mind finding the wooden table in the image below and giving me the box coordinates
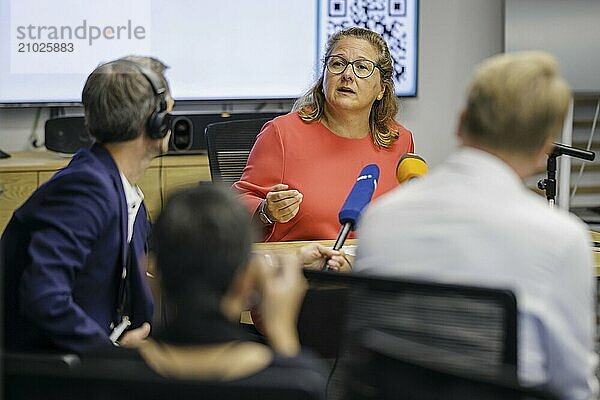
[253,239,356,255]
[253,236,600,275]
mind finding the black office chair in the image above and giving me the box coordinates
[4,350,326,400]
[205,118,272,185]
[348,329,555,400]
[297,284,349,359]
[303,270,555,400]
[3,351,81,400]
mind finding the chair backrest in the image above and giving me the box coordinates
[303,270,519,398]
[297,285,349,359]
[350,330,555,400]
[4,350,325,400]
[205,117,273,185]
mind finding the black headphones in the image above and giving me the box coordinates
[116,59,171,139]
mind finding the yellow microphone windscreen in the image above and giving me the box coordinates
[396,153,428,184]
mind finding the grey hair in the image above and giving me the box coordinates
[82,56,170,143]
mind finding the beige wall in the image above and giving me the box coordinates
[400,0,503,167]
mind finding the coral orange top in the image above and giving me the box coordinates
[233,112,414,242]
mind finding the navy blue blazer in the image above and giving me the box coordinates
[2,144,153,354]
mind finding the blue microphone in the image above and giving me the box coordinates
[323,164,380,270]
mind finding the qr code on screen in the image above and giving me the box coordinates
[321,0,417,96]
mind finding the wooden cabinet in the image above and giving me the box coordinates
[162,153,212,188]
[0,151,210,233]
[138,167,162,222]
[0,172,38,231]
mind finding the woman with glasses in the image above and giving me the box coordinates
[234,27,414,242]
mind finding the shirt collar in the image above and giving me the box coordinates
[119,171,144,205]
[445,146,526,193]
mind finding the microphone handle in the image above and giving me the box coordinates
[333,222,352,250]
[322,222,352,271]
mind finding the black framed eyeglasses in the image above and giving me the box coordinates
[325,55,380,79]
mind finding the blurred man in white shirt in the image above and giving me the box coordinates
[356,51,598,400]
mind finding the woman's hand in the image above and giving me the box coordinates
[297,243,351,272]
[264,184,303,223]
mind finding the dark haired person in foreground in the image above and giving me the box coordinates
[133,184,326,389]
[356,52,598,399]
[2,56,172,354]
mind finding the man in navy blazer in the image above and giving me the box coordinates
[2,56,173,354]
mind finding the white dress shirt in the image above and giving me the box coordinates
[119,171,144,244]
[356,147,598,400]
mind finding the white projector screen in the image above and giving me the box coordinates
[505,0,600,93]
[0,0,419,105]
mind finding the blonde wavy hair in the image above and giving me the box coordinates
[293,27,399,148]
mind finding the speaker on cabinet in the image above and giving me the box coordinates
[44,111,286,154]
[45,117,92,154]
[168,111,285,154]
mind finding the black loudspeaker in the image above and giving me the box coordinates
[168,111,285,154]
[44,111,286,154]
[45,116,92,154]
